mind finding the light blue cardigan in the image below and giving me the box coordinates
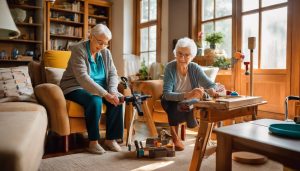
[162,60,216,101]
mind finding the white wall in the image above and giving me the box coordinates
[111,0,134,76]
[111,0,125,76]
[168,0,189,61]
[160,0,169,64]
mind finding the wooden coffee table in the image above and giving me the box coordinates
[215,119,300,171]
[189,96,266,171]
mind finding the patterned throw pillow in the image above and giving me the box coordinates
[0,66,36,103]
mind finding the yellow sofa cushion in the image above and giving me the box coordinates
[66,100,106,117]
[43,51,71,69]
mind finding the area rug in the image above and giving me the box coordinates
[39,133,283,171]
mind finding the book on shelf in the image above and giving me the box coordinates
[50,39,81,51]
[54,2,81,12]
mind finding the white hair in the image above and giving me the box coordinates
[90,24,112,40]
[173,37,197,58]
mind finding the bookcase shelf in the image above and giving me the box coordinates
[0,0,43,67]
[50,35,83,40]
[88,14,108,20]
[46,0,112,50]
[50,7,84,14]
[16,22,42,27]
[0,39,42,44]
[50,18,84,26]
[9,4,42,10]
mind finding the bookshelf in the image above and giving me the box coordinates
[46,0,112,51]
[0,0,43,66]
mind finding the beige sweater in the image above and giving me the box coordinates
[60,41,121,97]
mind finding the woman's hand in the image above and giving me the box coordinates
[104,93,120,106]
[184,87,205,99]
[206,83,226,97]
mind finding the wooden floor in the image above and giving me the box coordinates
[43,110,285,158]
[43,121,170,158]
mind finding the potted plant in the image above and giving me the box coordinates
[213,56,231,69]
[137,60,150,80]
[205,32,224,49]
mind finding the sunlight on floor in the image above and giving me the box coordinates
[130,161,174,171]
[186,129,198,135]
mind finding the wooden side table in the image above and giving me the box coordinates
[215,119,300,170]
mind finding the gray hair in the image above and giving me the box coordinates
[173,37,197,58]
[90,24,112,40]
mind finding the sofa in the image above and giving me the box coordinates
[29,50,130,152]
[0,67,48,171]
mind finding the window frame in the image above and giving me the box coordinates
[200,0,234,57]
[240,1,289,70]
[135,0,162,64]
[197,0,290,72]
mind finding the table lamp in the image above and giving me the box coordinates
[0,1,20,39]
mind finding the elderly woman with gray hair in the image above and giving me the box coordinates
[60,24,123,154]
[161,37,225,151]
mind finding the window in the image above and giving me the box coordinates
[136,0,161,67]
[242,0,287,69]
[201,0,233,57]
[200,0,288,69]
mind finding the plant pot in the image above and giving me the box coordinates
[210,44,216,49]
[204,48,216,66]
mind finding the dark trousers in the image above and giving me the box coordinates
[161,98,198,128]
[65,89,123,141]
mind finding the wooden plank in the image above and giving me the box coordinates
[142,101,158,137]
[189,121,214,171]
[215,96,264,109]
[194,96,265,110]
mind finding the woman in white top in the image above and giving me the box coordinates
[161,37,225,151]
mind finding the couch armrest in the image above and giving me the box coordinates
[28,61,44,87]
[34,83,70,136]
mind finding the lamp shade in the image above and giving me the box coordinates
[0,1,20,39]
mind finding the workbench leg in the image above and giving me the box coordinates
[189,121,214,171]
[252,106,258,120]
[126,109,136,147]
[142,101,158,137]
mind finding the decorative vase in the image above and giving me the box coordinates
[10,8,26,23]
[11,48,19,59]
[0,50,7,59]
[196,48,203,56]
[210,43,216,49]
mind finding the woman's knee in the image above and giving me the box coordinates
[89,96,103,108]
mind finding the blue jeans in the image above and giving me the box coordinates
[65,89,123,141]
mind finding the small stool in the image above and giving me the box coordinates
[232,151,268,165]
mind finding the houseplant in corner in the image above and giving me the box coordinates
[213,56,231,70]
[137,60,150,80]
[205,32,224,49]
